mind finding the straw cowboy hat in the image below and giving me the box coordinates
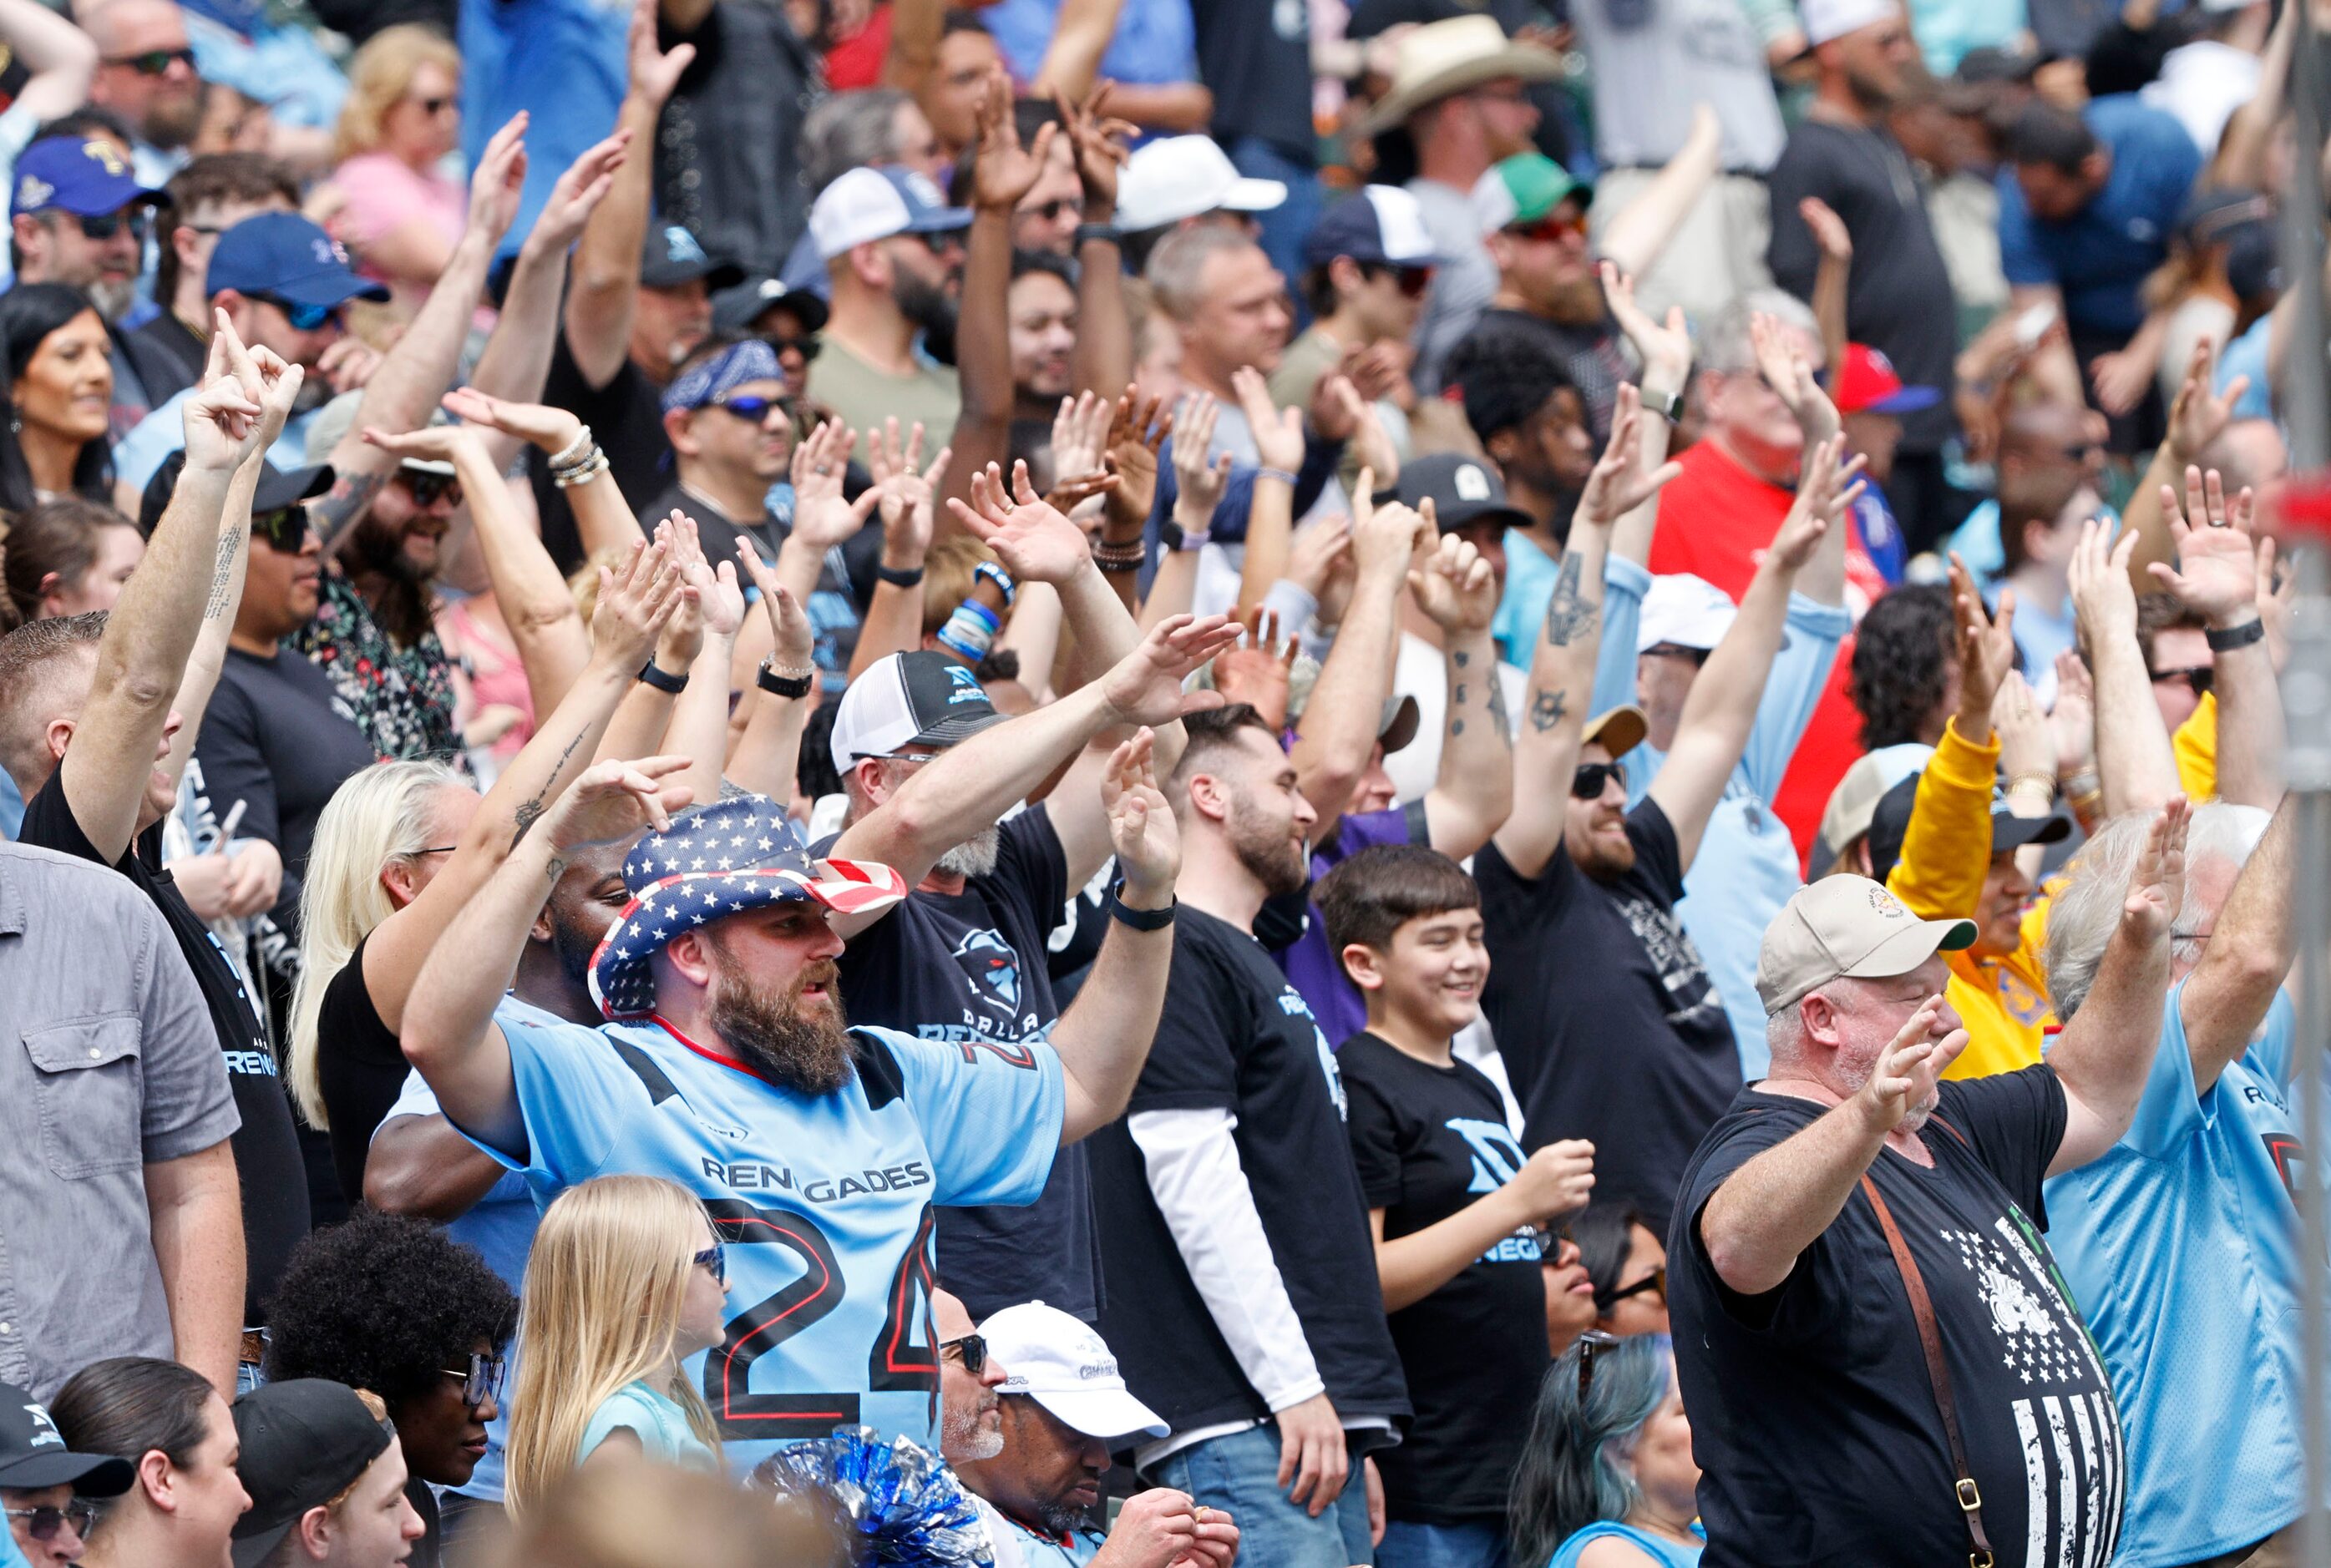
[1356,14,1564,138]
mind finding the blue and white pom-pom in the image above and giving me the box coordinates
[750,1426,996,1567]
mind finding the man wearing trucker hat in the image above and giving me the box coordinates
[1670,799,2187,1566]
[809,164,972,443]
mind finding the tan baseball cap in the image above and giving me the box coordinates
[1756,876,1976,1016]
[1582,705,1648,758]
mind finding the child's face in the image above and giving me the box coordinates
[1377,908,1490,1034]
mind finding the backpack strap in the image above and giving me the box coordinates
[1857,1171,1996,1568]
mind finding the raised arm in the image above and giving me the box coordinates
[2045,799,2187,1176]
[1411,528,1513,858]
[725,544,816,802]
[1885,555,2014,919]
[1596,268,1687,571]
[2146,466,2283,806]
[1290,476,1421,827]
[1595,104,1720,281]
[1649,436,1853,870]
[950,66,1058,502]
[2176,792,2293,1093]
[2069,520,2182,816]
[1232,366,1301,613]
[1029,0,1126,100]
[1060,85,1133,397]
[565,0,694,389]
[0,0,97,125]
[848,421,948,680]
[62,320,279,862]
[1492,397,1676,878]
[1700,997,1964,1297]
[655,518,747,809]
[2120,337,2246,591]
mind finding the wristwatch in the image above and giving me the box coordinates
[1642,388,1685,423]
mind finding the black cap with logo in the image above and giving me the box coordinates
[0,1380,131,1495]
[1396,453,1536,536]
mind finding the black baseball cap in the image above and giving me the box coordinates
[229,1381,393,1568]
[1867,771,2072,886]
[641,222,744,292]
[0,1380,131,1495]
[828,650,1007,773]
[138,452,334,537]
[1397,453,1535,536]
[712,273,830,336]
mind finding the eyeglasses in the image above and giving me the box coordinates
[2150,665,2214,697]
[1599,1266,1667,1311]
[1571,761,1626,799]
[708,393,785,423]
[6,1504,99,1543]
[105,46,195,75]
[766,335,823,364]
[910,230,966,257]
[1576,1328,1620,1403]
[1507,212,1589,245]
[397,468,464,509]
[693,1242,727,1287]
[64,208,152,244]
[440,1351,507,1408]
[940,1333,989,1375]
[251,504,312,552]
[253,295,346,333]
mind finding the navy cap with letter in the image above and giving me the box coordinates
[1396,453,1536,537]
[205,212,390,310]
[10,136,163,220]
[808,166,973,260]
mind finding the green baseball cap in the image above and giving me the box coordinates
[1470,153,1594,235]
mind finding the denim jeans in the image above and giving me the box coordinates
[1149,1424,1375,1568]
[1225,137,1322,324]
[1377,1519,1511,1568]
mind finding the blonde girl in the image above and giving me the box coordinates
[504,1176,731,1515]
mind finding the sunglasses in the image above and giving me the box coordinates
[1599,1266,1667,1311]
[693,1242,727,1287]
[106,46,194,75]
[1572,761,1626,799]
[66,208,152,243]
[397,468,464,508]
[251,503,312,552]
[940,1333,989,1375]
[708,393,786,423]
[766,335,823,364]
[1020,197,1077,225]
[6,1504,98,1543]
[1366,261,1435,298]
[1576,1328,1621,1403]
[254,295,346,333]
[440,1351,508,1408]
[2151,665,2214,697]
[1507,212,1589,245]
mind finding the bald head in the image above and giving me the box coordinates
[79,0,184,53]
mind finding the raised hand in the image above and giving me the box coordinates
[790,421,881,550]
[1170,392,1233,521]
[971,62,1057,214]
[2121,795,2189,943]
[440,386,585,455]
[2051,650,2096,776]
[670,516,744,642]
[465,112,530,248]
[1798,195,1852,261]
[1103,727,1180,903]
[525,127,631,257]
[2146,464,2260,627]
[735,537,816,669]
[1328,374,1401,488]
[362,420,488,470]
[2087,346,2151,418]
[2257,534,2293,670]
[1099,613,1244,728]
[1103,386,1172,524]
[1409,531,1497,634]
[626,0,696,107]
[2165,336,2247,464]
[1508,1139,1594,1223]
[1992,668,2052,782]
[244,341,304,453]
[2067,518,2141,650]
[1948,551,2016,718]
[1057,81,1134,214]
[589,537,685,672]
[1766,433,1850,574]
[1232,365,1305,474]
[1750,309,1840,445]
[544,754,695,852]
[1599,260,1691,391]
[867,418,950,566]
[1578,383,1685,529]
[1349,468,1426,582]
[946,461,1096,584]
[1052,391,1111,482]
[181,311,271,471]
[1210,608,1295,728]
[1286,513,1351,596]
[1852,994,1966,1137]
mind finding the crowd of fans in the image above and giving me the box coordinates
[0,0,2319,1563]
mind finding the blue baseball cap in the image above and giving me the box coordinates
[11,136,162,220]
[808,165,971,260]
[1302,185,1443,271]
[205,212,390,310]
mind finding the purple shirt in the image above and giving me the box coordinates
[1275,803,1426,1045]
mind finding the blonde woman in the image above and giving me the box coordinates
[504,1176,730,1516]
[327,25,467,313]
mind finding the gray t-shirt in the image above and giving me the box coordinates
[1408,177,1498,394]
[1568,0,1785,170]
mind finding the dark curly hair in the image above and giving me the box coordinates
[1850,584,1956,751]
[263,1210,518,1413]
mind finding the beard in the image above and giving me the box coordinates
[940,1393,1003,1464]
[1033,1489,1096,1537]
[1228,801,1310,898]
[144,92,202,151]
[893,271,959,346]
[1541,271,1607,326]
[705,937,856,1096]
[86,276,137,324]
[1571,819,1637,884]
[935,824,1001,879]
[548,902,610,994]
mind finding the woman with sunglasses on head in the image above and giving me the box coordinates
[0,284,120,513]
[260,1209,519,1568]
[327,27,469,318]
[504,1176,730,1517]
[1568,1206,1670,1338]
[1508,1334,1700,1568]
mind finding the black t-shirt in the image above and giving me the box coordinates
[1341,1032,1548,1525]
[1766,120,1957,454]
[818,806,1098,1322]
[314,934,408,1207]
[1090,905,1409,1437]
[1187,0,1315,162]
[1669,1068,2122,1566]
[1473,799,1739,1230]
[17,776,309,1323]
[530,331,671,573]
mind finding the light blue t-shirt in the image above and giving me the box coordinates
[981,0,1198,88]
[465,1001,1064,1474]
[114,392,318,498]
[1493,540,1645,721]
[2042,981,2307,1566]
[1946,500,2119,589]
[1624,591,1851,1076]
[460,0,628,259]
[1493,531,1561,670]
[578,1379,721,1471]
[2217,315,2275,422]
[1548,1520,1705,1567]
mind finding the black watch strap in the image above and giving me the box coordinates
[637,660,689,694]
[876,562,925,589]
[2205,616,2266,653]
[758,662,814,699]
[1107,887,1176,931]
[1074,221,1121,248]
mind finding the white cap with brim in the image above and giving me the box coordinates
[979,1302,1169,1441]
[1636,574,1738,654]
[1800,0,1905,46]
[1756,875,1977,1016]
[1116,135,1287,234]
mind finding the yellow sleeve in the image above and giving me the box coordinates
[2173,690,2217,801]
[1885,717,2001,922]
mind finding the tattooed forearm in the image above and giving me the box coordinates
[1543,554,1599,646]
[510,729,588,845]
[202,524,245,620]
[1487,676,1512,744]
[544,856,569,882]
[1529,688,1568,733]
[309,471,389,554]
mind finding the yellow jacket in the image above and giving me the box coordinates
[2174,691,2217,801]
[1884,718,2057,1079]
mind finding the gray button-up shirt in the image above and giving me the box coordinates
[0,841,239,1398]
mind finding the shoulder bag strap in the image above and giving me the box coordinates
[1858,1172,1997,1568]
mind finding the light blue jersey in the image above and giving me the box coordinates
[467,1008,1064,1473]
[1492,543,1649,726]
[2043,981,2307,1566]
[1624,591,1850,1075]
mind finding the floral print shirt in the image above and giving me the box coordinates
[290,569,459,761]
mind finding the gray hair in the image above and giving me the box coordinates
[2043,802,2270,1019]
[1700,290,1818,374]
[1145,225,1261,322]
[801,89,913,195]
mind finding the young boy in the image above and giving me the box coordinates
[1319,844,1596,1568]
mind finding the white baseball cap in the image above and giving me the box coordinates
[829,650,1006,776]
[1116,136,1287,235]
[808,165,971,261]
[978,1302,1168,1441]
[1799,0,1906,46]
[1635,574,1738,654]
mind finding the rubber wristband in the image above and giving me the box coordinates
[2205,616,2265,653]
[972,559,1017,608]
[876,563,926,589]
[1074,222,1122,248]
[1257,467,1297,486]
[1108,888,1176,931]
[637,660,689,694]
[757,660,814,699]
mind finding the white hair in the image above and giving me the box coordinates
[2042,802,2269,1019]
[1700,291,1818,374]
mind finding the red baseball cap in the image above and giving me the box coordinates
[1835,343,1942,417]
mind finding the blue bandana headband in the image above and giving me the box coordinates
[661,337,785,416]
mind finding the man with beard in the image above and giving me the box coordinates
[8,135,168,438]
[808,164,969,446]
[80,0,203,186]
[1458,154,1627,442]
[639,336,798,572]
[935,1288,1007,1467]
[1087,703,1409,1568]
[1766,0,1964,552]
[959,1301,1239,1568]
[402,625,1218,1471]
